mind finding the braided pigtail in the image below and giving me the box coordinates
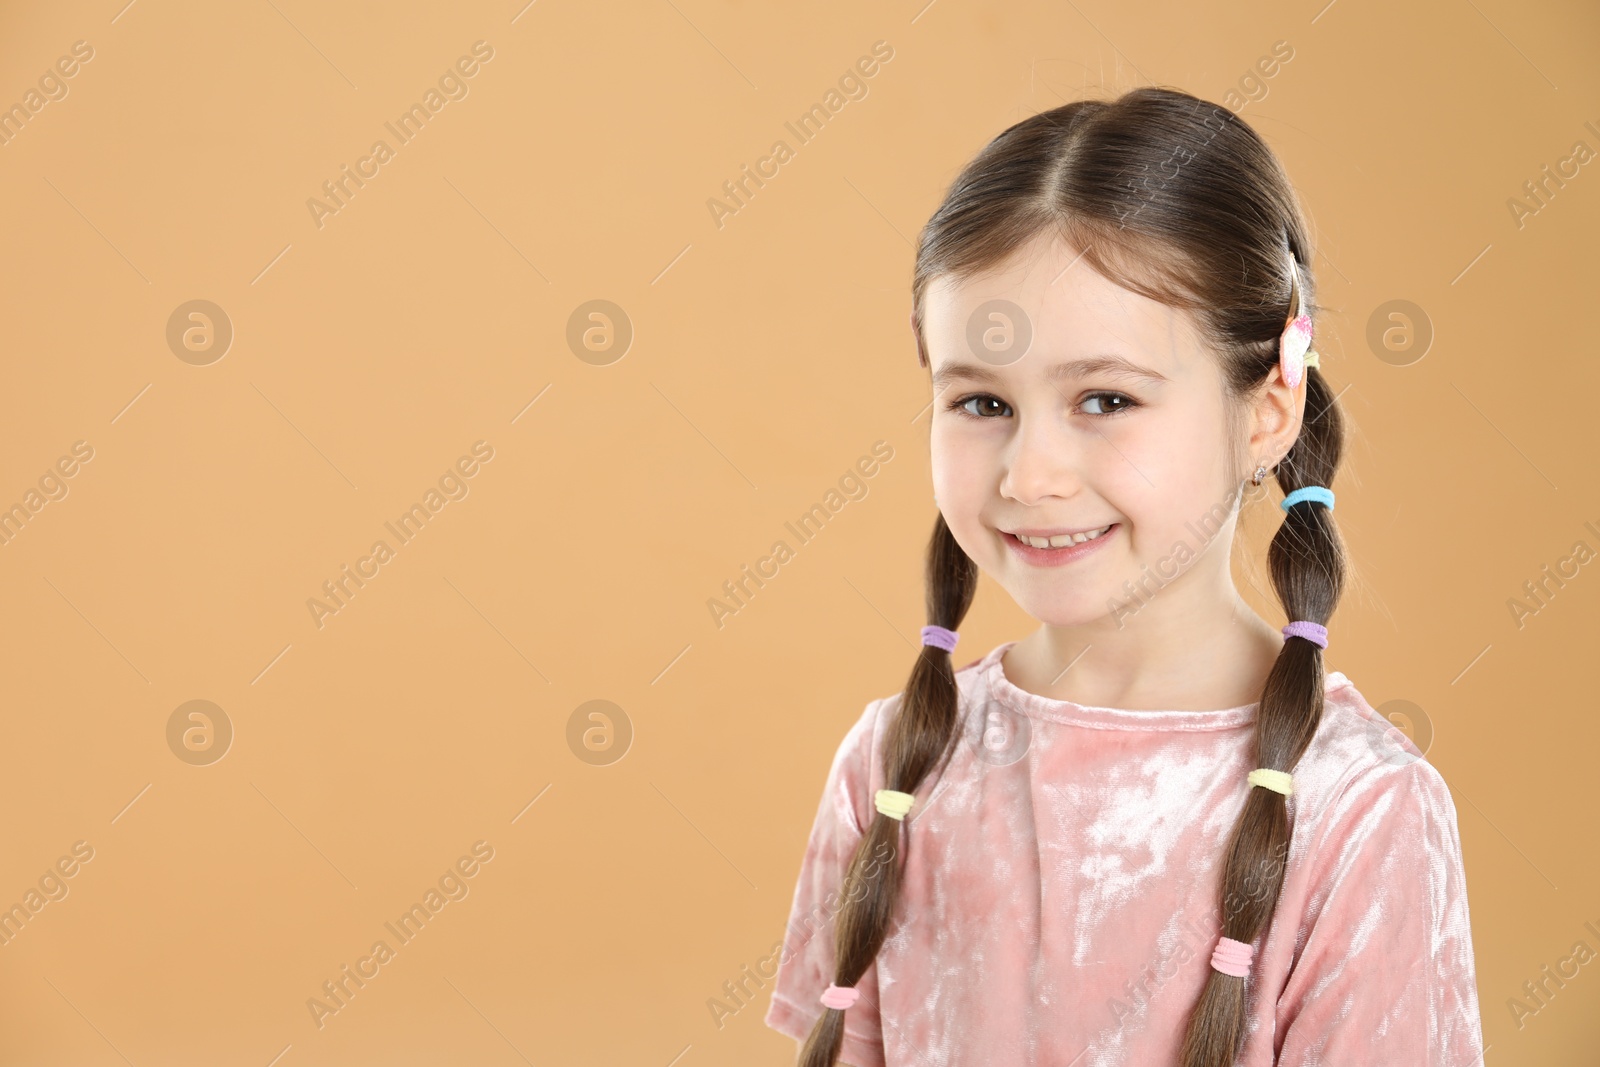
[796,513,977,1067]
[1177,248,1347,1066]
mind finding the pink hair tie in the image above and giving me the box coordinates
[1210,936,1255,978]
[1281,620,1328,649]
[820,983,860,1010]
[920,625,959,652]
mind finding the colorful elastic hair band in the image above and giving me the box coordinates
[820,983,860,1010]
[875,789,916,821]
[1248,768,1294,796]
[1279,486,1334,511]
[1211,936,1255,978]
[1281,621,1328,649]
[921,625,959,652]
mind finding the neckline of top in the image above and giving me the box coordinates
[970,640,1351,732]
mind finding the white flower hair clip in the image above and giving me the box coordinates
[1279,250,1320,389]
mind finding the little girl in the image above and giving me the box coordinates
[764,87,1484,1067]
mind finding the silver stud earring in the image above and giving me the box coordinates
[1250,462,1269,487]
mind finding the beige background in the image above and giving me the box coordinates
[0,0,1595,1063]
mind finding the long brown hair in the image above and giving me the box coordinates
[797,86,1347,1067]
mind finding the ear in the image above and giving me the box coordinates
[1247,360,1306,469]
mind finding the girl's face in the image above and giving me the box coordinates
[923,231,1255,629]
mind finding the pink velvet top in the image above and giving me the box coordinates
[765,640,1484,1066]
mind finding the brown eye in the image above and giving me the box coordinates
[1082,392,1138,417]
[949,394,1011,418]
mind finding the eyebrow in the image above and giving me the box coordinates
[930,354,1170,390]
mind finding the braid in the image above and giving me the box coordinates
[1177,250,1347,1065]
[796,513,978,1067]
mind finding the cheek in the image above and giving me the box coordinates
[930,442,996,549]
[929,421,983,495]
[933,461,985,516]
[1083,423,1171,491]
[1109,424,1233,530]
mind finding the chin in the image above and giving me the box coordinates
[1007,588,1111,629]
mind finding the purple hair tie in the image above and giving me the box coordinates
[920,625,959,652]
[1282,620,1328,649]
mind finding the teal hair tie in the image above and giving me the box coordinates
[1280,486,1334,512]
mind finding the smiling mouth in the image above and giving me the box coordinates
[1005,524,1117,549]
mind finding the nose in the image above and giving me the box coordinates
[997,410,1083,506]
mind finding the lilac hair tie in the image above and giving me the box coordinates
[820,983,860,1010]
[1211,936,1255,978]
[1282,621,1328,649]
[920,625,959,652]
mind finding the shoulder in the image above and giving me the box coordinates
[818,694,887,837]
[861,648,996,754]
[825,648,998,832]
[859,642,997,726]
[1292,672,1463,848]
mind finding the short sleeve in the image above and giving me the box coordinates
[764,698,887,1067]
[1274,756,1485,1065]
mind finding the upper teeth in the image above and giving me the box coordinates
[1015,525,1112,548]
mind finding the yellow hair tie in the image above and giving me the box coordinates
[1303,349,1319,369]
[1248,768,1294,796]
[875,789,916,821]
